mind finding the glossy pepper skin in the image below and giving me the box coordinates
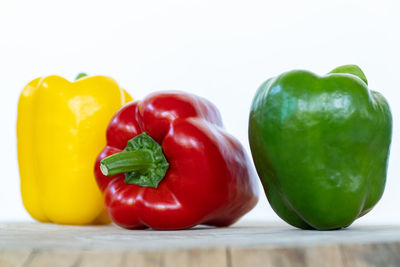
[249,65,392,230]
[17,74,132,225]
[95,91,259,230]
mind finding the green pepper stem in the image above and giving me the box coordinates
[100,151,154,177]
[328,65,368,85]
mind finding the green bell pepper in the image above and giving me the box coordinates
[249,65,392,230]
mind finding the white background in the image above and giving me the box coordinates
[0,0,399,225]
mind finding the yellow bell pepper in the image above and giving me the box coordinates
[17,74,132,225]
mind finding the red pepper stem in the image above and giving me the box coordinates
[101,133,169,188]
[100,151,154,177]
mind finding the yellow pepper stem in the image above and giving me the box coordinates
[75,73,88,80]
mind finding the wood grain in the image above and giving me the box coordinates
[0,250,32,267]
[1,222,400,267]
[23,251,81,267]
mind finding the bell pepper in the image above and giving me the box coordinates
[95,91,259,230]
[17,74,132,225]
[249,65,392,230]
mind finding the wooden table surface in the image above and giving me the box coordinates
[1,222,400,267]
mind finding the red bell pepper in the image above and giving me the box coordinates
[94,91,259,230]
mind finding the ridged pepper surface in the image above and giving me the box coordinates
[249,65,392,230]
[95,91,259,230]
[17,74,132,225]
